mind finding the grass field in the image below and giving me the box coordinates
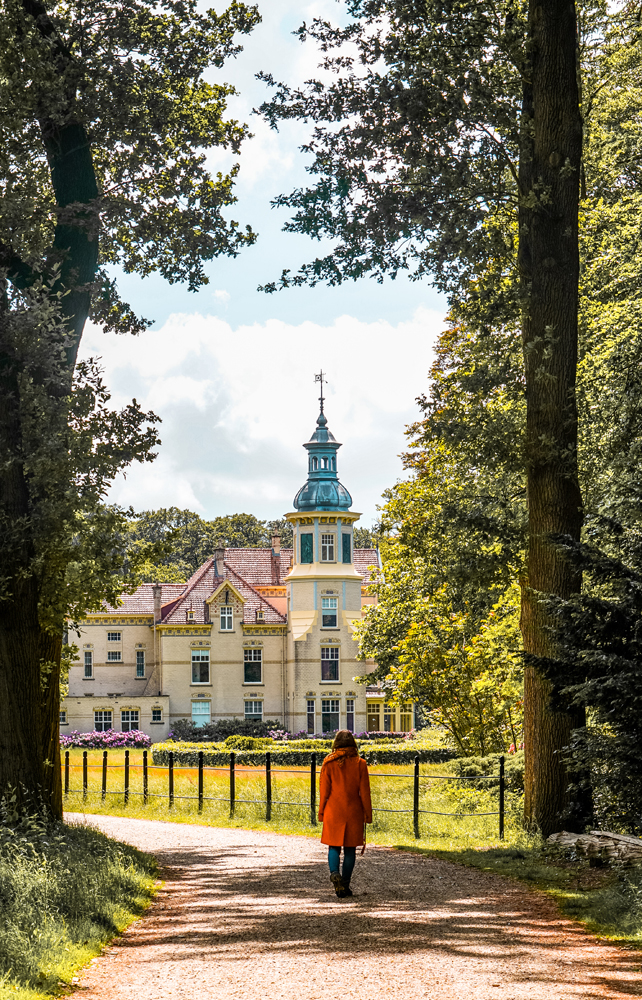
[61,748,513,850]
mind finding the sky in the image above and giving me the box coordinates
[80,0,448,528]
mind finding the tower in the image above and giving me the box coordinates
[284,383,365,734]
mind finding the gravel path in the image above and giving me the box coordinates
[67,814,642,1000]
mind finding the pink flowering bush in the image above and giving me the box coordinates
[59,729,152,749]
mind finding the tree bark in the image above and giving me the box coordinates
[519,0,588,836]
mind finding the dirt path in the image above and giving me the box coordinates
[67,814,642,1000]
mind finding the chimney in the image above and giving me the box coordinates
[152,583,162,624]
[271,534,281,585]
[213,540,225,576]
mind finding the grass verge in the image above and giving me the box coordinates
[0,812,157,1000]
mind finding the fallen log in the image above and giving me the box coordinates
[547,829,642,864]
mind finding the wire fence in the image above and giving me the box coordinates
[63,749,506,840]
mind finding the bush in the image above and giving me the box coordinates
[452,751,524,793]
[167,717,284,742]
[0,799,155,992]
[60,729,152,749]
[152,739,456,768]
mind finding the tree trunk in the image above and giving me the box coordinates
[40,631,63,819]
[519,0,588,836]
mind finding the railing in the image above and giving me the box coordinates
[63,750,506,840]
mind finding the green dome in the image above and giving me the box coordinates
[293,411,353,511]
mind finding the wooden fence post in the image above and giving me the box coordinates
[143,750,148,805]
[169,751,174,807]
[265,751,272,822]
[413,755,420,839]
[499,755,505,841]
[64,750,70,796]
[82,750,88,801]
[124,749,130,805]
[229,752,236,818]
[198,751,204,813]
[102,750,107,801]
[310,753,317,826]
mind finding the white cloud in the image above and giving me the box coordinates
[80,306,444,525]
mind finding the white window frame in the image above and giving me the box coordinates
[320,533,335,562]
[243,648,262,684]
[151,708,163,723]
[136,650,145,678]
[244,700,263,720]
[306,699,315,734]
[321,699,340,733]
[107,631,121,642]
[321,596,338,627]
[191,700,211,727]
[346,698,355,733]
[107,650,122,662]
[94,709,112,732]
[60,710,68,725]
[321,646,340,681]
[220,605,233,631]
[121,709,139,732]
[84,650,93,678]
[191,650,210,684]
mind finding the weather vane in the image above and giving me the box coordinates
[314,370,327,413]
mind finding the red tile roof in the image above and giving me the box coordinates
[98,546,379,621]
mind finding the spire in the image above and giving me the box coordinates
[293,378,352,511]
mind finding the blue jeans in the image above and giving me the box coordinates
[328,846,356,885]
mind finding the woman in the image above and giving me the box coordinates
[318,730,372,898]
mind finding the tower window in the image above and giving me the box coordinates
[322,597,338,627]
[321,534,335,562]
[321,646,339,681]
[331,457,336,470]
[312,457,318,471]
[191,650,210,684]
[342,532,351,564]
[300,533,313,563]
[84,651,93,678]
[244,648,262,683]
[322,457,328,469]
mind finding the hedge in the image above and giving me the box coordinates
[151,741,457,768]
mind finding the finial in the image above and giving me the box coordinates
[314,370,327,413]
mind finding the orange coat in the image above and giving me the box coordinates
[318,753,373,846]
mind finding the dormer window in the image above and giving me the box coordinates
[220,605,233,630]
[187,609,194,621]
[256,609,264,622]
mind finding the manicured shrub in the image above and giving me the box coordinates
[167,717,284,742]
[152,739,456,767]
[60,729,152,749]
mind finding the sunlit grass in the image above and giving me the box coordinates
[62,749,516,851]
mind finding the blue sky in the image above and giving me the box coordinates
[81,0,448,528]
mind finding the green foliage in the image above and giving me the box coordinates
[128,508,294,580]
[0,804,155,994]
[152,740,456,767]
[453,750,524,793]
[223,734,274,750]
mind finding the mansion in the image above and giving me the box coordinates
[62,404,413,739]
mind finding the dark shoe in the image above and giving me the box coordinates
[330,872,346,898]
[342,884,353,897]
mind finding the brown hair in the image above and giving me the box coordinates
[332,730,358,751]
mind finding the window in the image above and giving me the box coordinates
[322,597,338,628]
[94,710,112,732]
[84,651,93,678]
[321,646,339,681]
[300,532,313,563]
[331,457,336,470]
[192,701,211,727]
[107,632,121,642]
[187,609,194,621]
[384,705,395,732]
[322,456,328,469]
[151,708,163,723]
[366,701,381,732]
[121,709,139,732]
[256,609,264,622]
[342,532,351,564]
[107,650,122,662]
[245,700,263,721]
[60,710,67,725]
[244,648,262,683]
[321,699,340,733]
[136,650,145,678]
[346,698,355,733]
[191,649,210,684]
[220,606,233,630]
[307,699,315,734]
[321,533,335,562]
[312,457,318,471]
[399,704,413,732]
